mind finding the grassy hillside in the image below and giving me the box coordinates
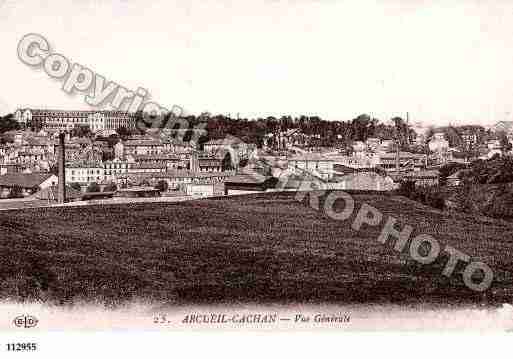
[0,191,512,307]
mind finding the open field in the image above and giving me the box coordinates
[0,191,512,307]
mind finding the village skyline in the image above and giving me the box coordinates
[1,107,506,131]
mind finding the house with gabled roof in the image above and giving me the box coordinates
[0,172,58,198]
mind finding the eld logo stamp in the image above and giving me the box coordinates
[13,315,39,329]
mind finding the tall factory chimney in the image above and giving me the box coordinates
[57,132,66,204]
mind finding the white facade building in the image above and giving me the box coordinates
[14,109,137,133]
[66,162,105,184]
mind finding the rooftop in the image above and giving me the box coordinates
[129,163,167,169]
[123,139,163,146]
[120,170,233,179]
[205,135,246,146]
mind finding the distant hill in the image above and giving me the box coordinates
[0,191,511,306]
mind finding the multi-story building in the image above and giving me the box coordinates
[377,151,427,171]
[126,163,167,175]
[460,130,479,148]
[287,153,335,181]
[162,138,195,153]
[118,137,165,156]
[87,111,137,133]
[428,133,449,153]
[204,135,255,161]
[66,161,104,184]
[128,153,188,170]
[14,109,137,133]
[197,154,224,172]
[103,159,130,182]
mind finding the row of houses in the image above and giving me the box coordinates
[64,149,233,184]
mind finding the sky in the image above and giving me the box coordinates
[1,0,513,126]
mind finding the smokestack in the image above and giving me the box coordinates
[57,133,66,204]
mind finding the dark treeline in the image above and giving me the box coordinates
[162,113,416,148]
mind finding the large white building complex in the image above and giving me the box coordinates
[14,109,137,134]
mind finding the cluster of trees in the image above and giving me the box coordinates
[439,155,513,186]
[0,113,20,144]
[397,181,446,210]
[463,155,513,184]
[155,180,168,192]
[173,113,416,149]
[399,155,513,213]
[0,113,19,133]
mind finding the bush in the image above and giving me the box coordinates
[86,182,100,193]
[69,182,82,192]
[103,182,118,192]
[155,180,169,192]
[424,189,445,210]
[8,185,24,199]
[397,181,445,210]
[397,180,416,197]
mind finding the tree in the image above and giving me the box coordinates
[464,155,513,184]
[351,114,372,141]
[72,124,93,138]
[69,182,82,192]
[222,152,234,171]
[155,180,169,192]
[391,116,416,149]
[0,113,20,133]
[86,182,100,193]
[116,126,132,139]
[498,131,512,155]
[107,134,120,147]
[103,182,118,192]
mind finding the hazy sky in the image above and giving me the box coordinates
[2,0,513,126]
